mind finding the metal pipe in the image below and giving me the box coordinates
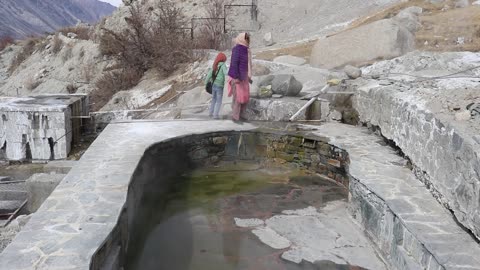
[289,85,329,122]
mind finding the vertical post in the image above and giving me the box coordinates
[223,5,227,33]
[251,0,258,21]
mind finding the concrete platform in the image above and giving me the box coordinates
[0,120,478,270]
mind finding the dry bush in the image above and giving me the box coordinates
[66,83,78,94]
[99,0,193,76]
[59,26,91,40]
[8,38,41,74]
[81,62,95,83]
[52,34,64,54]
[24,78,42,90]
[91,68,143,111]
[0,36,14,51]
[78,47,85,59]
[194,0,231,50]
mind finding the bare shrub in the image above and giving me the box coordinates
[91,68,143,111]
[78,47,85,59]
[0,36,14,51]
[59,26,91,40]
[52,34,64,54]
[194,0,231,50]
[99,0,192,76]
[62,44,73,62]
[24,78,42,90]
[8,38,41,74]
[66,83,78,94]
[81,63,95,83]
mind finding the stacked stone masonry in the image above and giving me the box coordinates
[353,82,480,241]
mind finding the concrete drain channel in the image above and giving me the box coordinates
[0,121,479,270]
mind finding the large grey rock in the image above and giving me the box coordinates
[271,75,303,97]
[273,55,307,66]
[26,173,65,212]
[344,65,362,79]
[310,19,416,69]
[252,64,271,76]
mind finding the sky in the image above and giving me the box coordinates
[99,0,122,7]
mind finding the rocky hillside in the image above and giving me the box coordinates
[0,0,116,39]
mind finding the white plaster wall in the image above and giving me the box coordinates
[0,109,70,161]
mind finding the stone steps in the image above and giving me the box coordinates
[310,123,480,270]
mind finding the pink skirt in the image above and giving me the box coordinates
[227,77,250,104]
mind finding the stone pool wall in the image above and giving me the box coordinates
[93,130,350,270]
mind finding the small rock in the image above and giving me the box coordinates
[259,85,273,98]
[455,110,471,121]
[0,176,11,182]
[234,218,264,228]
[456,37,465,45]
[344,65,362,79]
[329,110,342,121]
[474,0,480,5]
[212,137,227,145]
[263,32,275,46]
[272,94,283,98]
[67,32,78,39]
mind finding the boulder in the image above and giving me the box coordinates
[273,55,306,66]
[271,75,303,97]
[344,65,362,79]
[393,6,423,32]
[310,19,416,69]
[263,32,275,46]
[177,86,211,113]
[257,75,275,87]
[252,64,271,76]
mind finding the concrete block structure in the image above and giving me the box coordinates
[0,94,88,161]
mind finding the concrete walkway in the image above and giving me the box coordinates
[0,120,256,270]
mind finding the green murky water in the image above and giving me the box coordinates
[127,161,359,270]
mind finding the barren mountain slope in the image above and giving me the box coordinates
[0,0,116,39]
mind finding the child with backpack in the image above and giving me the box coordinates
[205,53,228,119]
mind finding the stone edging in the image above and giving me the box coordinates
[354,83,480,240]
[311,123,480,270]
